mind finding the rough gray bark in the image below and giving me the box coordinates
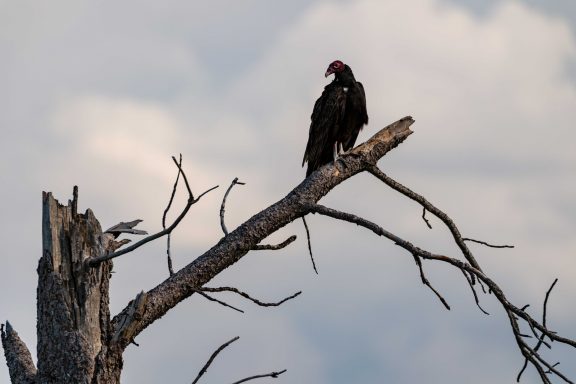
[36,188,123,383]
[109,117,414,349]
[1,322,36,384]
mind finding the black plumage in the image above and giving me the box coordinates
[302,60,368,177]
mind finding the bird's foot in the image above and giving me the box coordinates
[339,148,360,158]
[333,142,339,163]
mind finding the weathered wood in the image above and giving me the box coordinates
[2,116,414,383]
[37,190,120,383]
[110,116,414,349]
[1,322,36,384]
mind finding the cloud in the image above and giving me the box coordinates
[2,0,576,383]
[200,0,576,381]
[51,96,182,179]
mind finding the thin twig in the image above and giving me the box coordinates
[220,178,245,236]
[545,362,561,374]
[542,279,558,332]
[517,279,559,382]
[171,155,195,198]
[192,336,240,384]
[301,217,318,274]
[199,287,302,307]
[163,154,183,227]
[461,270,489,315]
[463,237,515,249]
[220,177,246,236]
[305,202,575,383]
[412,253,450,310]
[253,235,297,250]
[367,166,482,271]
[166,236,174,275]
[477,278,487,294]
[421,207,432,229]
[163,153,183,276]
[231,369,287,384]
[194,290,244,313]
[89,160,219,266]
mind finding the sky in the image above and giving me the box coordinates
[1,0,575,383]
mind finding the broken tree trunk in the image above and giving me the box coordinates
[36,188,122,383]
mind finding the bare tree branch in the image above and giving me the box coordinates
[301,217,318,274]
[421,207,432,229]
[304,202,575,382]
[192,336,240,384]
[112,291,148,344]
[230,369,287,384]
[194,289,245,313]
[109,117,415,350]
[367,165,482,271]
[101,115,575,383]
[463,237,515,249]
[461,270,489,315]
[89,157,218,266]
[220,177,246,236]
[163,153,183,276]
[517,279,559,382]
[253,235,297,250]
[199,287,302,307]
[411,253,450,310]
[10,113,573,383]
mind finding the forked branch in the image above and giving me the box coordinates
[193,287,301,314]
[191,336,286,384]
[163,153,183,275]
[103,116,574,383]
[231,370,287,384]
[110,116,415,350]
[200,287,302,307]
[89,157,218,266]
[367,165,483,271]
[307,159,575,384]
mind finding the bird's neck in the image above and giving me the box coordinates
[335,65,356,86]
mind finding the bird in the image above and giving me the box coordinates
[302,60,368,177]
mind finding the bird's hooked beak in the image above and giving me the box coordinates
[325,68,334,78]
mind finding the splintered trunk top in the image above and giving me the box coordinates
[37,190,118,383]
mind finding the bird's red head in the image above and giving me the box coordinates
[325,60,345,77]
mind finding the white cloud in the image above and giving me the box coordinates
[52,96,182,180]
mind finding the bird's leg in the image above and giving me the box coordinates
[333,142,338,163]
[332,142,349,173]
[332,142,345,173]
[339,145,361,158]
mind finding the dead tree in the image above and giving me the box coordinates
[2,117,575,383]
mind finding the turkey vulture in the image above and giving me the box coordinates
[302,60,368,177]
